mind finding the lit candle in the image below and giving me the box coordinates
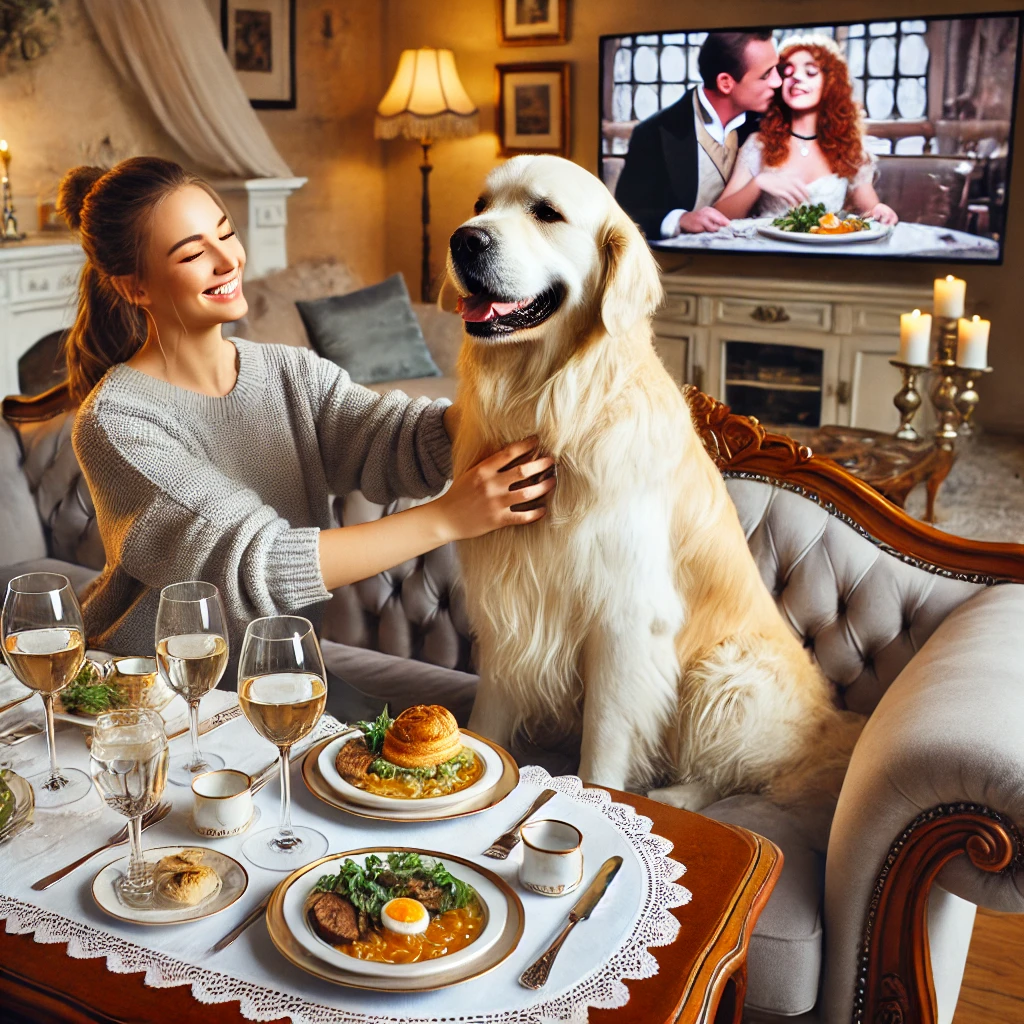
[933,275,966,319]
[898,309,932,365]
[956,315,991,370]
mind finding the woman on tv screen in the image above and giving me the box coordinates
[714,35,899,226]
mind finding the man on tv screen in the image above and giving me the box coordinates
[615,31,782,240]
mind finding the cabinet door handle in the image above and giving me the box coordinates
[751,304,790,323]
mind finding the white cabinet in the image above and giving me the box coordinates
[0,239,85,399]
[653,272,934,432]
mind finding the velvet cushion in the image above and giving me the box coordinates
[0,419,47,566]
[296,273,441,385]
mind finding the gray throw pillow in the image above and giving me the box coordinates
[295,274,441,385]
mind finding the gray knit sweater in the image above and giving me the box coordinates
[72,338,452,658]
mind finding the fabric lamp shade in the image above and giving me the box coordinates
[375,48,479,142]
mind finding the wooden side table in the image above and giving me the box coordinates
[0,788,781,1024]
[804,425,955,523]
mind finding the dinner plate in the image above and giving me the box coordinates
[267,848,524,991]
[755,219,893,244]
[281,848,507,979]
[318,728,504,812]
[302,730,519,822]
[92,844,248,925]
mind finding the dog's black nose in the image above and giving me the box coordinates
[451,226,492,256]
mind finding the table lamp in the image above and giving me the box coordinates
[375,48,479,302]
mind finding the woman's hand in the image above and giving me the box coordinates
[754,170,811,208]
[433,437,556,542]
[869,202,898,226]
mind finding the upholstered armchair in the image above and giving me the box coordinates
[4,383,1023,1023]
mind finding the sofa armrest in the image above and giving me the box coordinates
[822,583,1024,1022]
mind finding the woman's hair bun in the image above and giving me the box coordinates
[56,165,106,231]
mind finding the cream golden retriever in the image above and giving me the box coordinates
[443,155,862,841]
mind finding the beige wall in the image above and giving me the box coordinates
[382,0,1024,434]
[0,0,386,285]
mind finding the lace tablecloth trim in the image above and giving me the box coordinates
[2,767,691,1024]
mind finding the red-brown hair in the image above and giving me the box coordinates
[758,35,866,180]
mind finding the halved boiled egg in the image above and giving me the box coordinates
[380,897,429,936]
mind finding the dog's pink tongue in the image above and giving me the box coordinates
[457,294,530,322]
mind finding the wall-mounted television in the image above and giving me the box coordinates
[599,14,1022,263]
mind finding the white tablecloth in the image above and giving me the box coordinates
[0,692,690,1024]
[653,218,1000,259]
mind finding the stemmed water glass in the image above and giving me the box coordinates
[237,615,329,870]
[1,572,92,807]
[89,709,168,908]
[155,581,229,786]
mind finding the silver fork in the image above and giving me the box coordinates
[0,721,43,745]
[482,788,557,859]
[31,800,173,890]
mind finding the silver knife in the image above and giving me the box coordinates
[165,704,242,741]
[519,855,623,990]
[206,891,272,955]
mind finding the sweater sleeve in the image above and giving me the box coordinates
[302,350,453,504]
[73,405,332,624]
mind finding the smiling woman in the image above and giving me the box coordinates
[59,157,556,685]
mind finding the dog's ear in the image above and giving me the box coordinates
[599,213,663,337]
[437,271,462,314]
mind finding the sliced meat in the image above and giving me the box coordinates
[309,892,360,943]
[335,738,376,782]
[404,878,446,911]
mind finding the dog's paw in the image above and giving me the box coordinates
[646,781,720,812]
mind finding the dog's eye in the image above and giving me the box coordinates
[532,202,564,224]
[473,197,487,215]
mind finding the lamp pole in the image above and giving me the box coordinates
[419,139,433,303]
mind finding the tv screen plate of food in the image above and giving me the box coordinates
[600,13,1022,263]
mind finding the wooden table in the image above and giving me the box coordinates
[0,789,781,1024]
[804,425,955,523]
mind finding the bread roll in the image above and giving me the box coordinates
[382,705,462,769]
[161,865,220,906]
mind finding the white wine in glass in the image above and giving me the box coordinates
[89,709,168,908]
[155,581,228,786]
[238,616,328,870]
[1,573,92,807]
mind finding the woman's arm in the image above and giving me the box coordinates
[307,352,453,504]
[849,181,898,225]
[716,166,812,220]
[317,438,554,590]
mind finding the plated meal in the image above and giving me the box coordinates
[757,203,892,245]
[269,847,524,990]
[307,851,483,965]
[308,704,516,820]
[337,705,482,800]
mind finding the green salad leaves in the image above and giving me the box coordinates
[60,662,127,716]
[312,852,477,918]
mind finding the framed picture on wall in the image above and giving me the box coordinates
[497,0,568,46]
[220,0,296,109]
[496,62,570,156]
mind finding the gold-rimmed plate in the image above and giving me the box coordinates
[301,729,519,822]
[266,847,525,991]
[92,845,248,925]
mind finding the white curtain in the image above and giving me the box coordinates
[81,0,293,178]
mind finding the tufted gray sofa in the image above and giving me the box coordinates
[2,386,1023,1024]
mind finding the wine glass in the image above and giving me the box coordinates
[89,709,168,908]
[154,581,229,786]
[238,615,328,870]
[1,572,92,807]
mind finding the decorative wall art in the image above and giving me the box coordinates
[220,0,296,108]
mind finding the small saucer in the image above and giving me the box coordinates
[187,805,261,839]
[92,845,248,925]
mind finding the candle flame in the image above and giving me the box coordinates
[946,274,954,282]
[912,309,920,316]
[972,314,980,322]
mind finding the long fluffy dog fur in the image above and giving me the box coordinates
[446,155,862,846]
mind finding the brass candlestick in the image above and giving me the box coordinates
[953,365,993,438]
[930,317,961,450]
[888,359,929,440]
